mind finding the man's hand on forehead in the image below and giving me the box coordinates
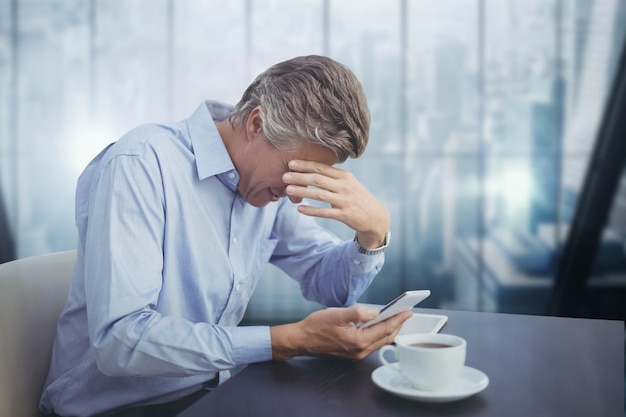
[282,159,390,248]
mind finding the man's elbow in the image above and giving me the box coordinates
[92,343,135,377]
[91,329,143,377]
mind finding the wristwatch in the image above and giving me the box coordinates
[353,231,390,255]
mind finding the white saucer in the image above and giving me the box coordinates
[371,363,489,403]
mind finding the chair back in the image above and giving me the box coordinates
[0,250,76,417]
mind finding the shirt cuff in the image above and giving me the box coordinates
[347,241,385,273]
[227,325,273,365]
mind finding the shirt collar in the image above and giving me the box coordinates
[187,100,240,191]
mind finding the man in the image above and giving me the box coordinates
[40,55,412,417]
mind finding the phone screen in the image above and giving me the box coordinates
[379,293,408,313]
[360,290,430,329]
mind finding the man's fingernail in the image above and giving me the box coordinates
[289,160,298,167]
[283,173,292,181]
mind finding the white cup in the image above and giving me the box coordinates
[379,333,466,391]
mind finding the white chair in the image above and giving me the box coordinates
[0,250,76,417]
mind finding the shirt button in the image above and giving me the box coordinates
[353,259,361,265]
[228,172,235,180]
[232,237,238,245]
[235,284,241,292]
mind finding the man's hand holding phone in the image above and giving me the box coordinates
[270,305,412,361]
[269,291,430,361]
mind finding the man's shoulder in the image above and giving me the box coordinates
[107,121,190,160]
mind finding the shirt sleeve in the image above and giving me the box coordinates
[82,150,272,378]
[269,199,385,307]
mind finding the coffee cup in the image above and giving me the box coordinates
[379,333,466,391]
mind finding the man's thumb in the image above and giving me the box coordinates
[347,305,379,324]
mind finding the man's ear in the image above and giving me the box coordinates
[245,107,264,140]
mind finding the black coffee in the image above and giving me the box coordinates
[410,342,452,349]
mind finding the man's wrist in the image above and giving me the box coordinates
[270,323,303,361]
[353,231,390,255]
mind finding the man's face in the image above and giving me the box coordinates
[236,136,338,208]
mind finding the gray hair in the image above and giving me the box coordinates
[229,55,370,162]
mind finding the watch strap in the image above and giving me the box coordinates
[353,231,390,255]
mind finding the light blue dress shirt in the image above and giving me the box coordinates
[40,101,384,416]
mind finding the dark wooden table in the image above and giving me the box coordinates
[178,308,624,417]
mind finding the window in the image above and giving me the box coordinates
[1,0,624,322]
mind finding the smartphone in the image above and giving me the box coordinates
[359,290,431,329]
